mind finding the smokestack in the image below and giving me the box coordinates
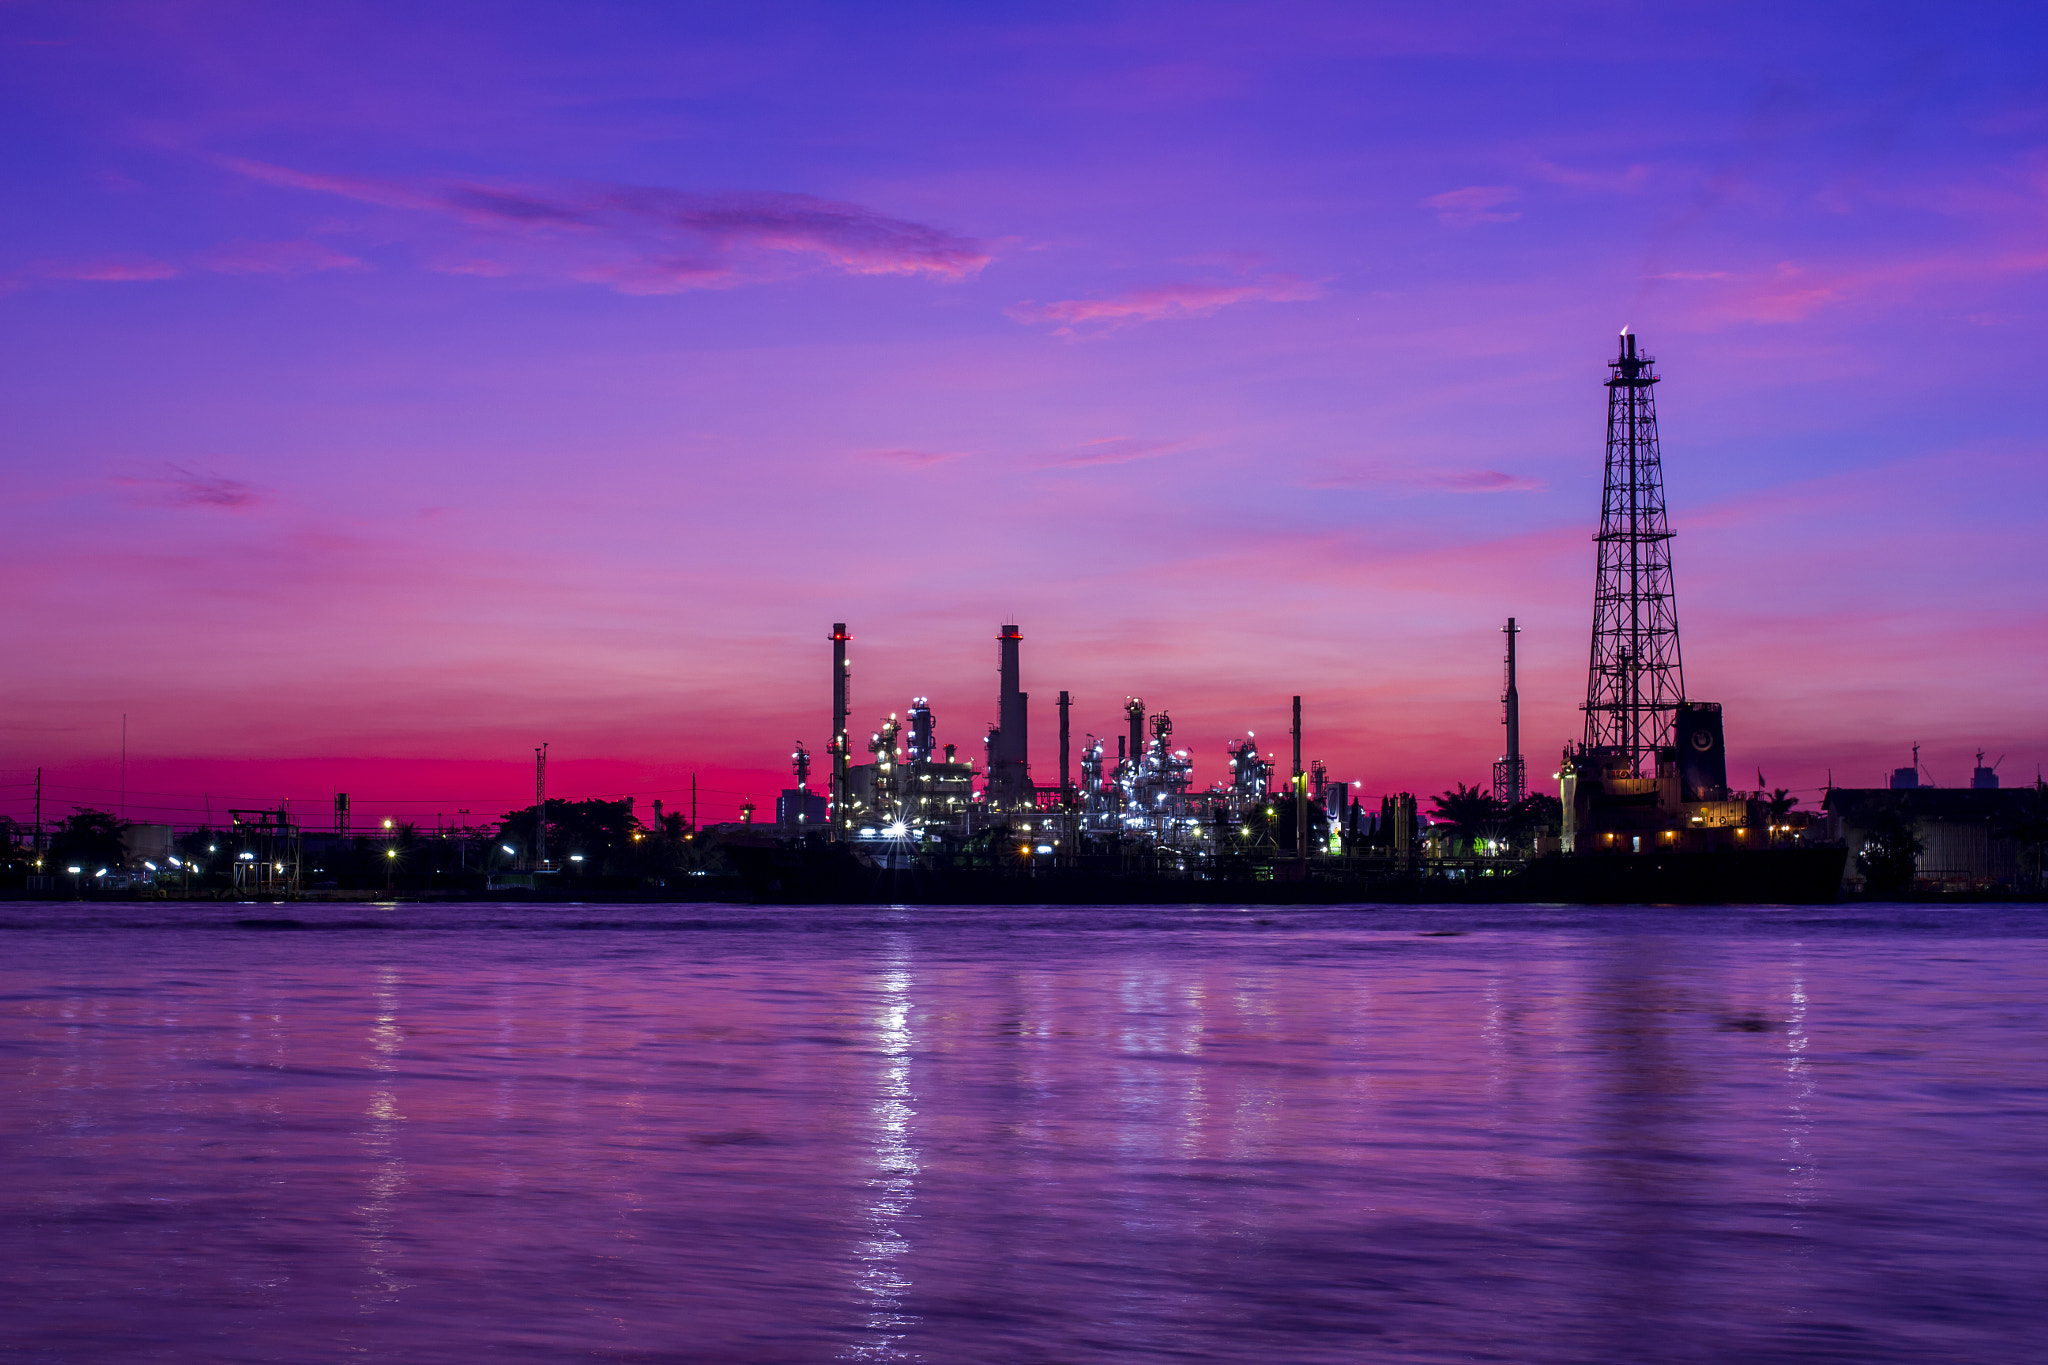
[1504,617,1520,762]
[1058,690,1071,798]
[1126,698,1145,763]
[1292,697,1306,862]
[830,624,851,838]
[995,623,1028,804]
[1493,619,1527,807]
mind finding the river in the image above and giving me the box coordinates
[2,901,2042,1362]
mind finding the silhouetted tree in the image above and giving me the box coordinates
[1501,792,1563,852]
[1430,783,1504,855]
[1997,782,2048,893]
[498,797,645,876]
[1765,788,1799,844]
[1856,812,1923,896]
[47,807,128,871]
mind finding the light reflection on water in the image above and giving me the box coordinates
[1,901,2044,1363]
[850,951,919,1360]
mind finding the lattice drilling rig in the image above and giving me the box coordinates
[1560,331,1739,853]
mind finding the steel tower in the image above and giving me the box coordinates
[1493,618,1525,806]
[1582,331,1685,775]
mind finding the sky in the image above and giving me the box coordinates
[4,0,2046,829]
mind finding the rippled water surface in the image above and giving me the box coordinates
[3,901,2045,1363]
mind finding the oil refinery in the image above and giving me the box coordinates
[722,330,1856,903]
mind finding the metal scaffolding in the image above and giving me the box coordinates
[1583,331,1685,775]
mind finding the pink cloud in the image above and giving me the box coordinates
[1423,185,1522,226]
[220,157,989,292]
[1036,437,1185,468]
[1309,464,1544,494]
[113,464,269,510]
[38,256,179,282]
[860,448,974,468]
[1009,274,1320,334]
[201,239,368,276]
[1530,160,1652,194]
[1663,248,2048,326]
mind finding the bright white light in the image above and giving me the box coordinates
[569,854,585,862]
[239,852,255,861]
[67,866,81,875]
[169,856,182,867]
[1034,844,1053,854]
[883,821,909,839]
[502,845,516,855]
[95,868,108,877]
[143,861,158,871]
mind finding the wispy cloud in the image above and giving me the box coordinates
[1310,464,1544,494]
[1423,185,1522,226]
[201,239,368,276]
[860,447,973,468]
[1037,437,1185,469]
[36,256,179,282]
[1658,248,2048,326]
[1531,160,1652,194]
[219,157,989,293]
[1009,274,1320,335]
[114,464,269,510]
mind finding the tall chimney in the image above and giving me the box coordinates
[1292,697,1306,862]
[995,623,1029,804]
[1494,618,1527,807]
[830,624,851,838]
[1125,698,1145,765]
[1057,690,1071,799]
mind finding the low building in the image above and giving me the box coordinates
[1822,786,2046,892]
[775,789,828,828]
[120,823,174,864]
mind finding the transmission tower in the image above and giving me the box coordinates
[1582,331,1685,775]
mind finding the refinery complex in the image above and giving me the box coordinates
[726,331,1835,900]
[10,333,2040,903]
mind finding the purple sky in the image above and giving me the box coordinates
[5,1,2045,827]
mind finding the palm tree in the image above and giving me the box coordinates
[1765,788,1799,844]
[1430,783,1504,857]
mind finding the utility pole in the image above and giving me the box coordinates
[1292,696,1307,864]
[691,772,697,832]
[33,768,42,859]
[534,743,548,870]
[120,714,127,822]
